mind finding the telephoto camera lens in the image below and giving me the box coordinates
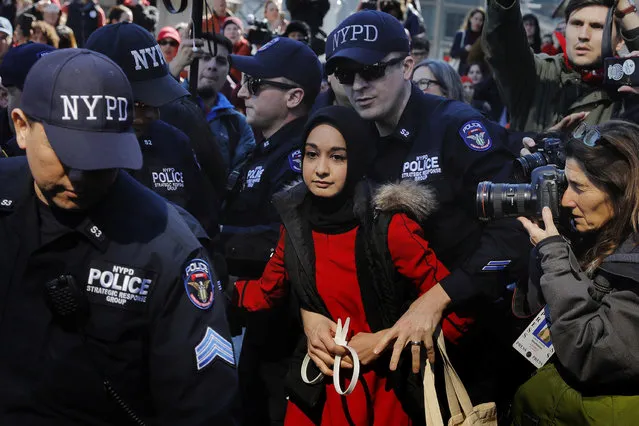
[477,181,536,220]
[513,152,548,182]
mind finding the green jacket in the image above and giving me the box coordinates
[483,0,639,132]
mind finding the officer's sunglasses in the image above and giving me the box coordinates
[572,122,601,147]
[242,76,300,96]
[334,56,406,86]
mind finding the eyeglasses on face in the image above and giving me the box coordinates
[415,78,440,91]
[158,39,178,47]
[572,122,601,147]
[241,76,300,96]
[333,56,406,86]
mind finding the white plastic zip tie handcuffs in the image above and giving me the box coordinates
[301,317,361,395]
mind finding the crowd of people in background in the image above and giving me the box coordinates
[1,0,639,425]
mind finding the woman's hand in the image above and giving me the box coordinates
[547,111,589,132]
[373,284,451,373]
[346,330,387,366]
[301,309,350,376]
[518,206,560,246]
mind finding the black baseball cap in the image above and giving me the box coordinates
[85,22,188,107]
[20,49,142,171]
[0,43,56,90]
[325,10,410,74]
[231,37,322,101]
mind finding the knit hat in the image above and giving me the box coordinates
[222,16,243,31]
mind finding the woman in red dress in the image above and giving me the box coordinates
[235,105,469,425]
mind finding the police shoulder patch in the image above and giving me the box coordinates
[288,149,302,173]
[184,259,214,310]
[459,120,492,152]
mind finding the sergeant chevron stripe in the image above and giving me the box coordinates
[482,260,512,271]
[195,327,235,370]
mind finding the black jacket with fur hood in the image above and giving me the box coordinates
[273,178,439,330]
[272,179,439,423]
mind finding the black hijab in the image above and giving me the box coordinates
[301,105,377,234]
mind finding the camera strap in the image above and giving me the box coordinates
[602,6,615,62]
[44,275,147,426]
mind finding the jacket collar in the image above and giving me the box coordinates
[381,84,424,145]
[258,115,307,155]
[599,234,639,282]
[0,160,111,252]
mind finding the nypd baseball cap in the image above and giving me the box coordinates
[231,37,322,100]
[85,22,188,107]
[325,10,410,74]
[0,43,56,90]
[20,49,142,171]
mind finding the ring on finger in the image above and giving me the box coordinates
[409,340,422,346]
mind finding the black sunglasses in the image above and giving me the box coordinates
[334,56,406,85]
[572,122,601,147]
[242,76,300,96]
[158,39,178,47]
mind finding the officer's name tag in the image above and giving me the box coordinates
[85,260,157,311]
[513,308,555,368]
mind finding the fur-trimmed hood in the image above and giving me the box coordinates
[372,180,438,222]
[274,179,438,223]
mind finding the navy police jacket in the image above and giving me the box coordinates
[131,119,220,239]
[0,157,239,425]
[220,116,305,277]
[371,85,530,305]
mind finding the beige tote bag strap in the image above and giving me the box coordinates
[437,332,476,417]
[424,358,445,426]
[444,362,463,418]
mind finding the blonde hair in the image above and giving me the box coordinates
[460,7,485,32]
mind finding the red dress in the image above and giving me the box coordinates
[236,213,450,425]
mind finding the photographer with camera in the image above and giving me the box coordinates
[484,0,639,132]
[510,120,639,424]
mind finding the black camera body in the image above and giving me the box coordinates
[246,16,273,47]
[477,165,566,221]
[514,137,566,181]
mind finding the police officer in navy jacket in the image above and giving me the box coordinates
[323,11,531,407]
[85,23,220,240]
[0,49,239,425]
[220,37,323,425]
[221,37,323,278]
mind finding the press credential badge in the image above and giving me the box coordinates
[513,308,555,368]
